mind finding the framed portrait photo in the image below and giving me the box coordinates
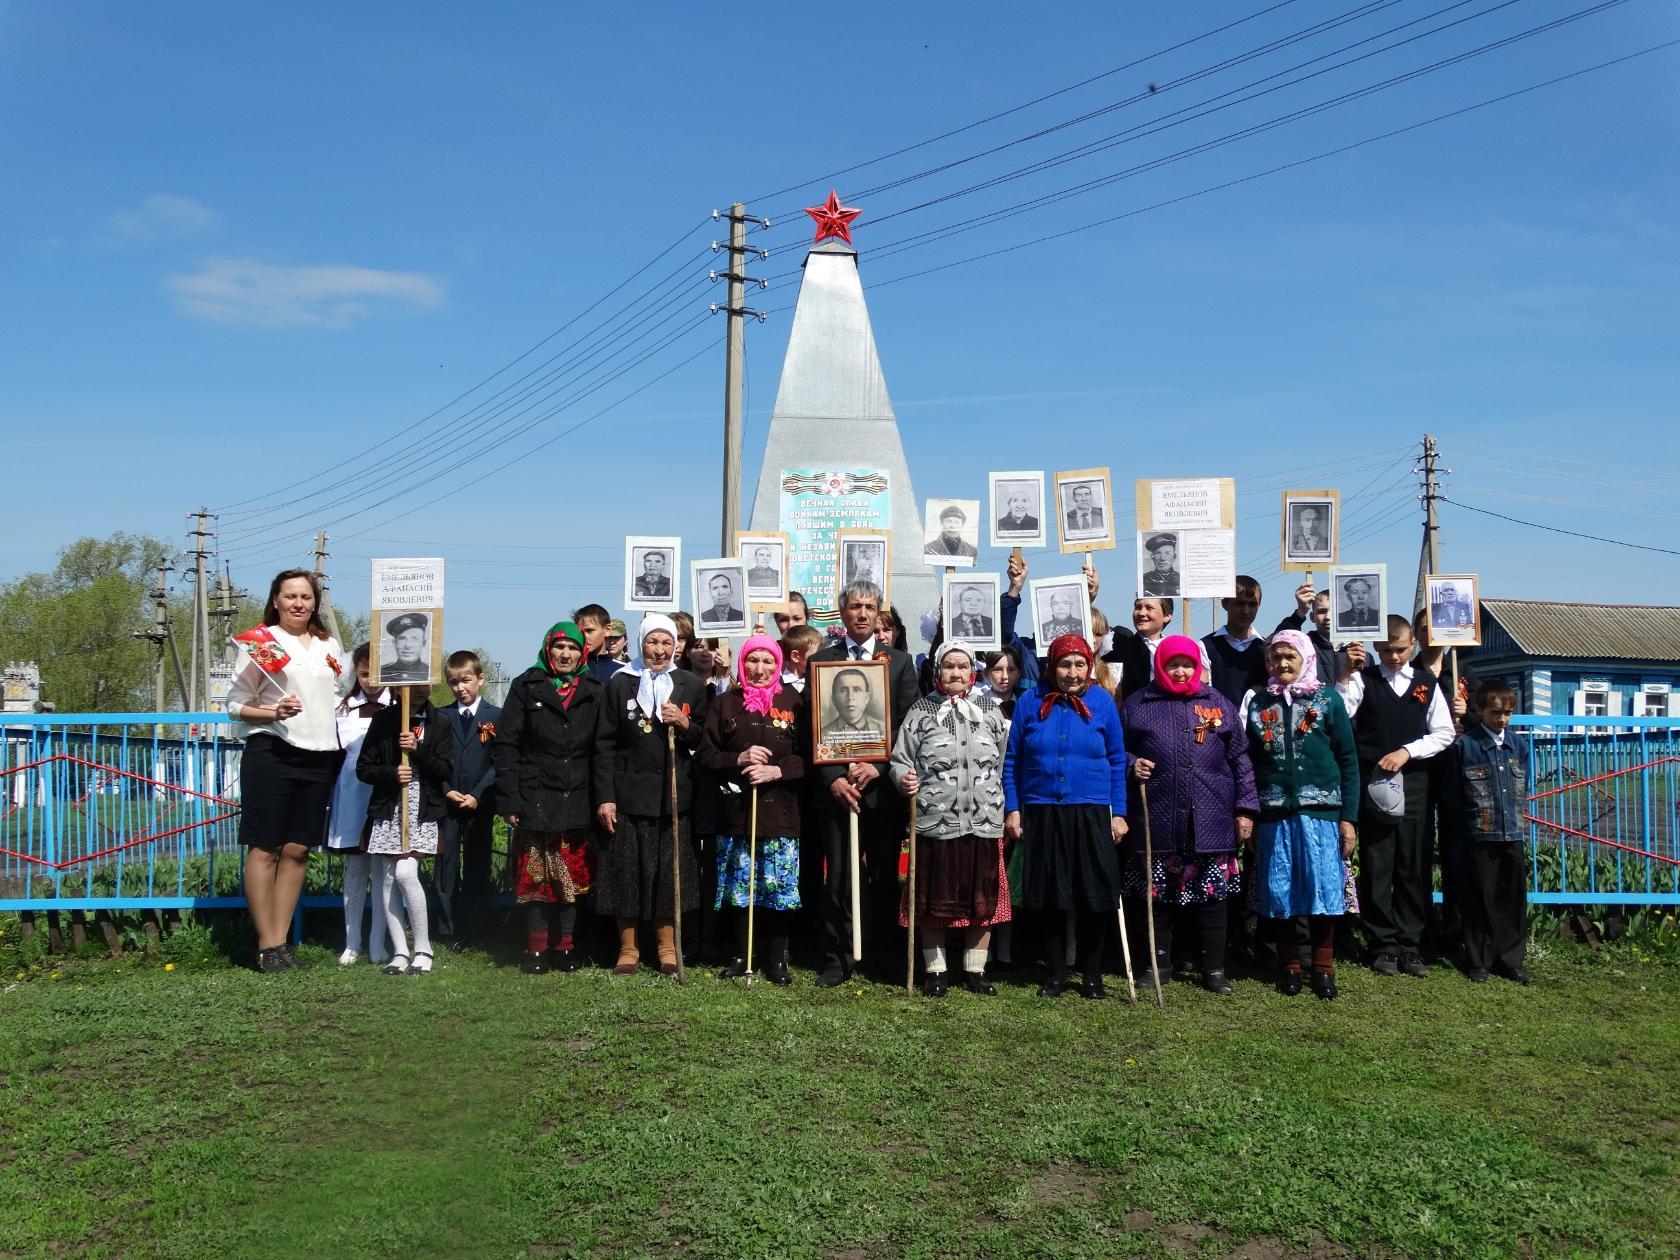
[1424,573,1481,647]
[1053,466,1116,554]
[735,531,789,609]
[988,471,1046,548]
[1135,530,1184,599]
[809,657,893,766]
[943,571,1003,652]
[923,497,981,568]
[1282,490,1339,570]
[624,535,681,613]
[691,558,750,636]
[835,529,892,607]
[1328,563,1388,644]
[1028,574,1092,648]
[372,606,443,687]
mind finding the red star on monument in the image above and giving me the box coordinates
[803,189,862,245]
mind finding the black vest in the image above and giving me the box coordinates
[1352,665,1440,768]
[1202,632,1269,707]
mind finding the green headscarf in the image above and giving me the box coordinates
[537,621,590,708]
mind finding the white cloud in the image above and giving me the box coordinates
[110,194,218,242]
[163,258,445,329]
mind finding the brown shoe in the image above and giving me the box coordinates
[612,918,640,976]
[655,920,680,976]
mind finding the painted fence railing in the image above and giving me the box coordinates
[1515,715,1680,905]
[2,712,1677,916]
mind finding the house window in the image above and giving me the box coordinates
[1582,692,1610,719]
[1638,686,1672,718]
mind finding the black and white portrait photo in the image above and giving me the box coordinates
[1282,492,1338,567]
[1054,467,1115,552]
[810,658,892,765]
[1029,575,1090,646]
[624,535,681,612]
[375,608,437,686]
[1425,574,1482,646]
[836,531,891,605]
[944,572,1002,651]
[1329,564,1387,639]
[692,560,749,634]
[923,498,980,567]
[1137,530,1183,599]
[735,533,788,605]
[989,471,1045,548]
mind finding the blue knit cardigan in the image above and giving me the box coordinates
[1003,682,1128,814]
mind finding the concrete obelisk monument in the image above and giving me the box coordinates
[748,191,936,640]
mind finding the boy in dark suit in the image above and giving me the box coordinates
[809,579,921,985]
[436,649,501,950]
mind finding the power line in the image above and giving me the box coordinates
[1445,497,1680,556]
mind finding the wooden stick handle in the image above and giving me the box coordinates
[1140,780,1163,1008]
[668,726,685,984]
[399,688,411,854]
[849,810,863,963]
[746,785,758,980]
[906,794,918,997]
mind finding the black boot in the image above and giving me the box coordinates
[1310,969,1338,1001]
[922,970,949,998]
[961,970,997,996]
[718,910,750,979]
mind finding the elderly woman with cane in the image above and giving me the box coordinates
[1121,634,1258,996]
[698,632,805,986]
[593,614,709,976]
[1002,634,1129,999]
[1243,628,1360,1000]
[890,639,1011,997]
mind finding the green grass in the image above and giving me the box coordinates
[2,934,1678,1259]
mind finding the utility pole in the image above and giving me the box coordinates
[312,531,345,645]
[710,203,770,555]
[1414,435,1445,616]
[132,560,188,712]
[186,509,215,712]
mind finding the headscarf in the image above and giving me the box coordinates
[536,620,590,709]
[1265,628,1320,703]
[1153,633,1204,696]
[932,639,984,727]
[1040,634,1095,721]
[635,613,679,719]
[735,633,784,716]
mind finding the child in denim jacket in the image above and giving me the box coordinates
[1446,679,1531,984]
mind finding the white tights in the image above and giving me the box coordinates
[374,855,431,962]
[341,852,389,961]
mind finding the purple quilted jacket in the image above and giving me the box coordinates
[1120,682,1257,857]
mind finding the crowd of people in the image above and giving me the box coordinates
[227,558,1532,997]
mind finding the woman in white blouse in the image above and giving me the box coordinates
[227,569,348,973]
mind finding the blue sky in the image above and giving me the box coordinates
[2,1,1676,673]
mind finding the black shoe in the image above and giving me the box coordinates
[550,948,582,973]
[1277,969,1303,997]
[1079,978,1106,1000]
[383,955,411,975]
[1494,964,1532,986]
[1201,970,1234,996]
[922,971,949,998]
[766,958,792,987]
[450,937,479,955]
[1465,967,1490,984]
[256,947,291,974]
[1038,975,1068,998]
[1135,969,1169,992]
[815,962,852,989]
[1371,952,1400,977]
[961,970,997,997]
[1310,969,1337,1001]
[1399,954,1431,979]
[520,951,548,975]
[278,944,310,972]
[719,956,749,980]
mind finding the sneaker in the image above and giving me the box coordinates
[278,944,310,972]
[1399,954,1430,979]
[1370,953,1400,977]
[256,947,291,974]
[337,948,360,967]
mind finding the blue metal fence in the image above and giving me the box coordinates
[3,712,1677,919]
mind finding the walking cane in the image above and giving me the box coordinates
[745,784,758,986]
[906,793,918,996]
[1115,857,1137,1005]
[1139,780,1164,1008]
[668,726,686,984]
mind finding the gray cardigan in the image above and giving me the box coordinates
[888,692,1008,840]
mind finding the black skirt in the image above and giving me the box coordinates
[1013,804,1123,912]
[238,734,342,850]
[593,814,700,919]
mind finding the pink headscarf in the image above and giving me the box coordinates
[1266,628,1320,702]
[735,633,784,716]
[1152,634,1204,697]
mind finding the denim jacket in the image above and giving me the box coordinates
[1449,726,1529,844]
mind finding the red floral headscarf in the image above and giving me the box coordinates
[1041,634,1096,720]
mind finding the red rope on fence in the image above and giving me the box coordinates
[1523,814,1680,868]
[0,810,243,871]
[1525,756,1680,803]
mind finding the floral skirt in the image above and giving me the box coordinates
[713,835,801,911]
[365,790,438,856]
[513,828,595,905]
[1121,851,1241,906]
[899,833,1012,928]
